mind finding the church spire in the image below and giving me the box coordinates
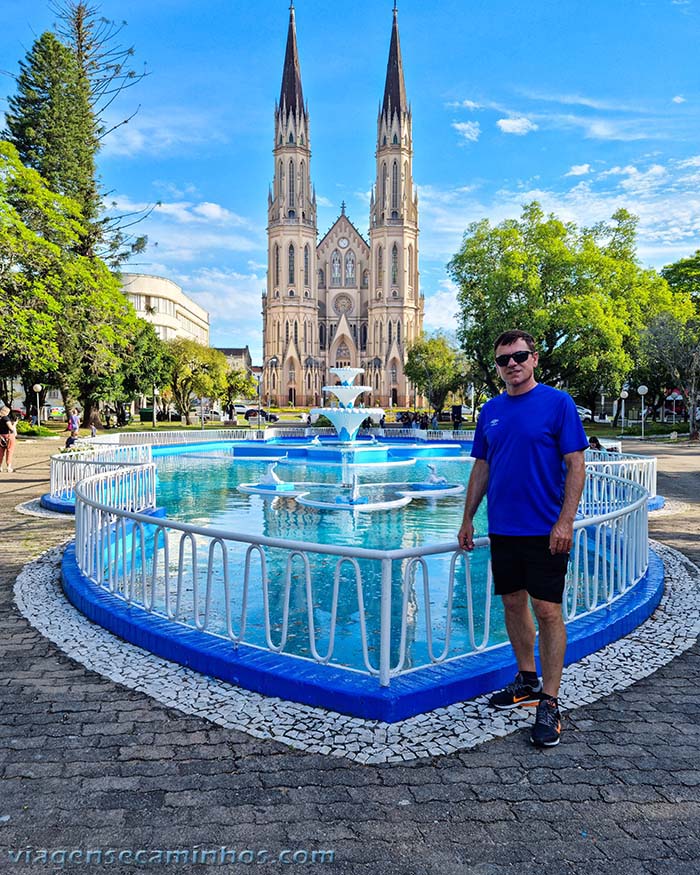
[381,4,407,123]
[279,3,304,114]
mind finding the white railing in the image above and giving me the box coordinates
[73,463,649,686]
[115,428,252,446]
[50,444,153,499]
[585,449,657,497]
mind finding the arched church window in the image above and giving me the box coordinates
[408,245,414,286]
[304,245,310,287]
[377,246,383,285]
[381,163,388,208]
[360,323,367,350]
[397,321,401,344]
[388,322,393,344]
[362,269,369,289]
[319,323,326,349]
[288,132,294,143]
[278,160,283,198]
[288,244,295,285]
[288,161,295,209]
[392,162,399,210]
[285,321,290,344]
[274,244,280,286]
[294,321,298,344]
[391,244,399,286]
[345,251,355,285]
[393,133,398,144]
[390,364,397,383]
[306,372,311,389]
[300,161,305,206]
[331,250,341,286]
[318,268,325,288]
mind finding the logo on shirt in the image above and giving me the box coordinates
[489,418,500,427]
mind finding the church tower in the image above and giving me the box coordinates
[262,4,423,409]
[368,5,422,407]
[263,3,318,406]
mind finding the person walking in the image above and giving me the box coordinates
[458,329,588,747]
[0,405,18,473]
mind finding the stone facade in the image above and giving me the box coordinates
[262,7,423,407]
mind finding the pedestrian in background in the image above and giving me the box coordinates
[0,405,18,473]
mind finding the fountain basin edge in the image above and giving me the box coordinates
[61,542,664,723]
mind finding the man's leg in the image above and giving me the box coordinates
[501,590,537,673]
[531,597,567,698]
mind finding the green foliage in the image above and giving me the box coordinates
[4,32,98,230]
[405,333,464,413]
[15,420,54,437]
[448,202,691,413]
[662,250,700,309]
[640,313,700,431]
[166,340,229,425]
[225,368,257,408]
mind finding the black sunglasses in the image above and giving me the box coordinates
[495,350,533,367]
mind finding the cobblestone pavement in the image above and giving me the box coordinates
[1,438,699,875]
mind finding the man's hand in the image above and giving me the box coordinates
[549,518,574,554]
[458,519,475,551]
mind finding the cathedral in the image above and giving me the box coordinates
[261,4,424,408]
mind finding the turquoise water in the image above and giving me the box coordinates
[149,447,504,671]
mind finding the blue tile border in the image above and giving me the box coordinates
[61,534,664,723]
[40,493,76,514]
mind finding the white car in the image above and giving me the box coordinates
[576,405,592,422]
[233,402,249,415]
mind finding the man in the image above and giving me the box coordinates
[458,330,588,747]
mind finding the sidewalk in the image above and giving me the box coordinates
[1,438,699,874]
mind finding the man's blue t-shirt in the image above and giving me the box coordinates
[471,383,588,536]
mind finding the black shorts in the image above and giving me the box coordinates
[489,534,569,604]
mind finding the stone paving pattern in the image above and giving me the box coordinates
[1,438,700,874]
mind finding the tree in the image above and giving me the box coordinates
[448,202,691,416]
[165,340,229,425]
[641,314,700,432]
[404,334,464,413]
[662,250,700,309]
[0,140,162,425]
[51,1,151,263]
[4,32,98,232]
[224,368,257,411]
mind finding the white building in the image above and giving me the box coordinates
[121,273,210,346]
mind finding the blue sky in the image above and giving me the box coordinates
[2,0,699,362]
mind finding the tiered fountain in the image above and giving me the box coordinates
[311,367,383,443]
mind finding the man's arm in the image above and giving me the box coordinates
[549,449,586,554]
[458,458,490,551]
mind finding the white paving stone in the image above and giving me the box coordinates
[12,539,700,763]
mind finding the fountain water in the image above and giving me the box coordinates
[310,367,383,443]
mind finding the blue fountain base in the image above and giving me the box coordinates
[61,543,664,723]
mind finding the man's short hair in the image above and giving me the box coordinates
[493,329,536,353]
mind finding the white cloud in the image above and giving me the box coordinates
[518,90,639,112]
[672,95,687,103]
[100,109,225,158]
[497,117,538,135]
[452,121,481,143]
[565,164,592,177]
[423,282,460,331]
[316,195,334,207]
[447,99,482,111]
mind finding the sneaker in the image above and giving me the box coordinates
[488,672,543,709]
[530,697,562,747]
[7,466,13,473]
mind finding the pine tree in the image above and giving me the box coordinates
[4,32,98,228]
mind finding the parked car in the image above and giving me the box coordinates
[244,408,279,422]
[233,402,249,415]
[576,405,593,422]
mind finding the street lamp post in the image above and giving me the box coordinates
[619,389,629,436]
[153,386,159,429]
[32,384,43,428]
[638,385,648,439]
